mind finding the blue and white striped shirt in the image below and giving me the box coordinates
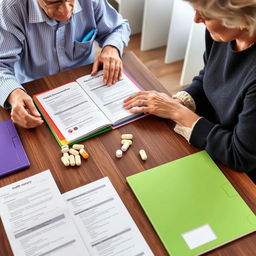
[0,0,130,108]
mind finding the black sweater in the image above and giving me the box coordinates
[185,30,256,181]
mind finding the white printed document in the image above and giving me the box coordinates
[0,170,89,256]
[0,171,153,256]
[63,177,154,256]
[33,71,144,145]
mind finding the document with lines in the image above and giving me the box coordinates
[0,170,89,256]
[33,70,144,146]
[63,177,153,256]
[0,171,153,256]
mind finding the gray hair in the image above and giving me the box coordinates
[185,0,256,35]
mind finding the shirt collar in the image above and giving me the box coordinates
[28,0,82,26]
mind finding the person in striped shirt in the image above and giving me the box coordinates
[0,0,130,128]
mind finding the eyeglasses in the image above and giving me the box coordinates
[41,0,73,9]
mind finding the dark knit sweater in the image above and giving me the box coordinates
[185,30,256,181]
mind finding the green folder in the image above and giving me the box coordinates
[127,151,256,256]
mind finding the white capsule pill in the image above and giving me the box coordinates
[121,142,130,152]
[69,155,76,166]
[63,152,69,158]
[116,149,123,158]
[121,139,133,145]
[72,144,84,150]
[61,156,70,166]
[69,148,79,156]
[139,149,147,161]
[75,155,81,166]
[121,134,133,140]
[61,145,69,153]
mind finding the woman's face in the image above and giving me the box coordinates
[193,9,242,42]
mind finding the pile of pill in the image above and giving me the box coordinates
[115,134,147,161]
[61,144,89,167]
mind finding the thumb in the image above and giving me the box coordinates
[24,98,41,117]
[91,59,99,76]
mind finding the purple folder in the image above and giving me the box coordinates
[0,120,30,177]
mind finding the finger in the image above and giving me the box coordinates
[118,62,123,81]
[91,59,100,76]
[107,61,116,85]
[123,91,145,103]
[123,93,148,106]
[129,106,149,114]
[123,98,147,110]
[11,107,43,128]
[24,98,41,117]
[113,62,121,84]
[123,94,139,104]
[103,61,110,84]
[23,116,44,129]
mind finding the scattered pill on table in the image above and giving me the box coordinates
[75,155,81,166]
[61,156,70,166]
[72,144,84,150]
[61,145,69,153]
[80,149,89,159]
[121,139,132,145]
[63,152,69,158]
[121,134,133,140]
[116,149,123,158]
[121,142,130,152]
[139,149,147,160]
[69,155,76,166]
[69,148,79,156]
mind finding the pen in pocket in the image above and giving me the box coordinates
[81,29,95,43]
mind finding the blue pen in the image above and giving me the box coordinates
[81,29,95,43]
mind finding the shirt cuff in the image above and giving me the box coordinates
[172,91,196,112]
[0,79,25,109]
[173,117,202,142]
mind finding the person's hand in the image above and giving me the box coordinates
[123,90,199,127]
[7,89,44,128]
[91,45,122,85]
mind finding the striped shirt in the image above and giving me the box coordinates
[0,0,130,108]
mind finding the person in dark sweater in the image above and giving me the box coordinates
[123,0,256,183]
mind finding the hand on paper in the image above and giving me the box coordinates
[123,90,199,127]
[7,89,44,128]
[91,45,122,86]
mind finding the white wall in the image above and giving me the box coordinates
[180,22,205,85]
[118,0,145,35]
[165,0,194,63]
[140,0,173,51]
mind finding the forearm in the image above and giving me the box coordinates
[100,24,130,56]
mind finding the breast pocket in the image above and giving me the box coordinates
[73,29,97,60]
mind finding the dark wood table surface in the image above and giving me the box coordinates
[0,52,255,256]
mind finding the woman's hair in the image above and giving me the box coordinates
[185,0,256,35]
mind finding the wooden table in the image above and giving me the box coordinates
[0,52,255,256]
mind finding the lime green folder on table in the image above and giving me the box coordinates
[127,151,256,256]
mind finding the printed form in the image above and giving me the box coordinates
[36,82,111,143]
[0,170,89,256]
[63,177,154,256]
[77,71,141,125]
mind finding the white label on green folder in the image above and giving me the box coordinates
[182,224,217,250]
